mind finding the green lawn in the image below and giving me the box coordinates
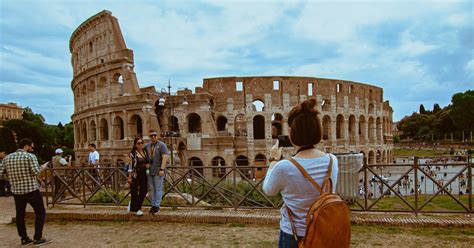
[393,148,450,157]
[353,194,472,211]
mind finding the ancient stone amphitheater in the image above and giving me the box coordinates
[70,11,393,176]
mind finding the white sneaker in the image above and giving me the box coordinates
[136,210,144,216]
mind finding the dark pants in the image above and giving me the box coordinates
[13,190,46,241]
[130,168,147,212]
[279,230,302,248]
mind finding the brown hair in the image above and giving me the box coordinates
[287,98,322,146]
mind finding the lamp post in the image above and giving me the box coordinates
[158,80,189,167]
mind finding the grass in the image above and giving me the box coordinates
[354,194,471,211]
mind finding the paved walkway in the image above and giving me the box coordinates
[1,197,472,227]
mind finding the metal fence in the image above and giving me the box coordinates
[44,155,472,214]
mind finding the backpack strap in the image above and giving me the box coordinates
[285,204,300,243]
[288,157,323,194]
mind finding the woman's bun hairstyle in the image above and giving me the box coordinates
[287,98,322,146]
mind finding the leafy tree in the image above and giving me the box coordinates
[419,104,426,114]
[0,127,16,153]
[449,90,474,132]
[433,103,441,114]
[22,107,45,124]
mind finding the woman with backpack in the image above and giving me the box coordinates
[127,137,150,216]
[263,99,350,248]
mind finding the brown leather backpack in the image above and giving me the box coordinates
[286,156,351,248]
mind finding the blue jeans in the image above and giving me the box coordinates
[279,230,301,248]
[147,175,164,207]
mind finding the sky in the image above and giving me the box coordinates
[0,0,473,124]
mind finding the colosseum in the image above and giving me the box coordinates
[70,10,394,176]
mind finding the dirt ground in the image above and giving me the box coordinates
[0,197,472,247]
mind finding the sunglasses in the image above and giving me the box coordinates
[137,142,144,145]
[150,134,157,137]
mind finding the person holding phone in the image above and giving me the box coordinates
[262,99,339,248]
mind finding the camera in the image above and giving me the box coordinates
[278,135,293,147]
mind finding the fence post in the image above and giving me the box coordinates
[46,167,50,208]
[82,167,86,208]
[414,156,419,216]
[364,159,368,210]
[468,155,472,212]
[233,161,237,210]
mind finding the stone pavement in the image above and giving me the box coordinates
[1,197,472,228]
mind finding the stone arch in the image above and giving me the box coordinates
[88,80,96,104]
[382,150,387,163]
[322,115,331,140]
[113,116,124,140]
[211,156,226,178]
[81,84,87,108]
[255,153,267,178]
[187,113,202,133]
[360,151,367,165]
[368,150,375,164]
[90,120,97,141]
[130,114,143,137]
[368,117,375,142]
[236,155,251,179]
[81,122,87,143]
[112,73,124,97]
[376,117,382,144]
[98,76,107,103]
[234,114,247,137]
[217,116,228,132]
[99,118,109,140]
[252,99,265,112]
[253,115,265,139]
[271,113,283,139]
[189,157,204,177]
[368,103,374,114]
[336,114,345,139]
[359,115,366,142]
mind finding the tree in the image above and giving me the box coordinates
[419,104,426,114]
[22,107,45,124]
[433,103,441,114]
[449,90,474,132]
[0,127,16,153]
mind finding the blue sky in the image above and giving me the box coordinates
[0,0,472,124]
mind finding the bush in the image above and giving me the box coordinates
[89,190,120,203]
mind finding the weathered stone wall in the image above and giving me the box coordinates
[71,11,394,172]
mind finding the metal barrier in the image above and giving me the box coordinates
[45,155,472,214]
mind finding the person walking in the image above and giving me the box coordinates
[127,137,149,216]
[262,99,339,248]
[144,130,169,214]
[0,138,52,246]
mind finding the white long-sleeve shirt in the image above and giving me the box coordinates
[263,154,338,237]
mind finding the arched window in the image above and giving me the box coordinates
[368,117,375,142]
[81,85,87,108]
[336,115,344,139]
[88,80,96,104]
[189,157,204,178]
[252,100,265,112]
[113,116,124,140]
[376,117,382,144]
[236,155,251,179]
[90,121,97,141]
[187,113,202,133]
[253,115,265,139]
[98,77,107,103]
[322,116,331,140]
[359,115,366,141]
[171,116,179,133]
[217,116,228,132]
[130,115,143,137]
[368,151,375,164]
[100,118,109,140]
[255,154,266,172]
[212,156,226,178]
[271,113,283,139]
